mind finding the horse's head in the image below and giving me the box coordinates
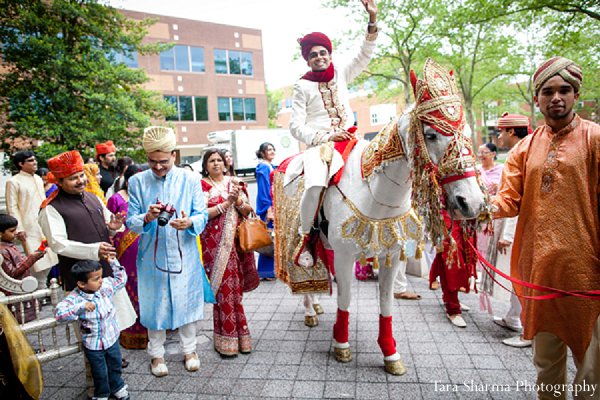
[407,58,488,244]
[419,123,485,220]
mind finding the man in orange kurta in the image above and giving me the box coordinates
[493,57,600,399]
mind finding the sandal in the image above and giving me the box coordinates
[184,352,200,372]
[150,358,168,377]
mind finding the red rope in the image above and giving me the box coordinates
[468,241,600,300]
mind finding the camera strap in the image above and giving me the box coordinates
[153,210,184,274]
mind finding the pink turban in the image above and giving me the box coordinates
[497,112,532,134]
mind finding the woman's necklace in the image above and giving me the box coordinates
[208,175,228,196]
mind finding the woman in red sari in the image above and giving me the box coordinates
[200,149,259,357]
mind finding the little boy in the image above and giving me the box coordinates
[0,213,46,323]
[55,258,129,400]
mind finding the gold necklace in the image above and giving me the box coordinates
[208,175,227,194]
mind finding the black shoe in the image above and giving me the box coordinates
[121,358,129,369]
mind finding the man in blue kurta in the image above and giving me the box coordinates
[127,126,208,377]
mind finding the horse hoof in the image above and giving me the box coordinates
[304,315,319,327]
[384,359,407,376]
[334,347,352,363]
[313,304,324,315]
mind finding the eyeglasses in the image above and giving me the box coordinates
[147,159,171,166]
[23,158,37,163]
[309,50,329,59]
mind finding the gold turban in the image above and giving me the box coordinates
[533,56,583,95]
[142,126,176,153]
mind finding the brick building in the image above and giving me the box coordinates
[122,10,269,162]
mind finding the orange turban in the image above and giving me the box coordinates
[95,140,116,156]
[298,32,332,61]
[47,150,84,179]
[46,172,56,184]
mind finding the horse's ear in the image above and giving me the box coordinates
[409,70,418,98]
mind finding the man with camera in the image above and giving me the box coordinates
[126,126,208,377]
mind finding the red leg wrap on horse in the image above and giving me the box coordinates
[377,314,397,357]
[333,309,350,343]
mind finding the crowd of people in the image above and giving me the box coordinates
[0,1,598,395]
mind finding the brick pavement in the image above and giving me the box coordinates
[39,275,576,399]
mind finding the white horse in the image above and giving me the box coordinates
[274,59,487,375]
[275,108,486,375]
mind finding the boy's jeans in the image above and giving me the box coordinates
[83,341,125,398]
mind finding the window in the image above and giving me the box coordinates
[241,52,253,76]
[214,49,228,74]
[113,51,138,68]
[179,96,193,121]
[214,49,253,76]
[190,47,205,72]
[164,96,208,121]
[194,97,208,121]
[164,96,178,121]
[160,45,205,72]
[244,98,256,121]
[218,97,256,121]
[228,50,241,75]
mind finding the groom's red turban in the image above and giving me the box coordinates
[298,32,332,61]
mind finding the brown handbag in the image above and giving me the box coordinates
[237,212,273,252]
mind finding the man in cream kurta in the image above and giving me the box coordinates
[288,0,378,267]
[5,151,57,288]
[493,57,600,400]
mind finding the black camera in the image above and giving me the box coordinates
[156,201,176,227]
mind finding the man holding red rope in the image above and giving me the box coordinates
[492,56,599,400]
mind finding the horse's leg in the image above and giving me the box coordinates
[332,250,353,362]
[377,256,407,375]
[303,294,318,327]
[312,294,324,314]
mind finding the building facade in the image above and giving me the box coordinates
[122,10,268,162]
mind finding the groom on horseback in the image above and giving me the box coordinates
[288,0,378,267]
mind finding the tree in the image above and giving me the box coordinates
[325,0,446,106]
[0,0,173,162]
[266,86,283,128]
[458,0,600,24]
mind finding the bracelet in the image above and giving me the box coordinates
[235,202,245,211]
[216,204,224,215]
[368,21,377,27]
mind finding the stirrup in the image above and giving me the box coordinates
[298,249,314,268]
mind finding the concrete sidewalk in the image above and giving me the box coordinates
[39,274,575,399]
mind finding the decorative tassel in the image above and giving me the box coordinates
[360,253,367,267]
[415,243,423,260]
[385,253,392,268]
[399,247,407,261]
[373,257,380,270]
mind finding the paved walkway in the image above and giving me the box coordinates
[39,274,576,399]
